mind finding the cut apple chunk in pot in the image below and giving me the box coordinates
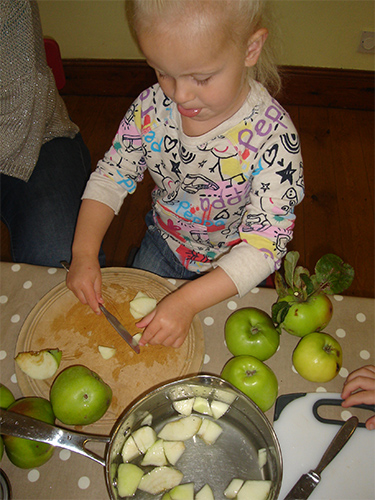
[210,400,230,419]
[168,482,194,500]
[195,483,214,500]
[15,348,62,380]
[121,435,141,463]
[172,398,195,416]
[158,415,202,441]
[116,463,144,497]
[138,466,183,495]
[141,439,168,466]
[236,480,272,500]
[197,418,223,445]
[163,440,186,465]
[132,425,157,454]
[258,447,267,468]
[224,478,244,498]
[193,397,212,416]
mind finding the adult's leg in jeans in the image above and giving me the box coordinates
[132,211,198,280]
[1,133,105,267]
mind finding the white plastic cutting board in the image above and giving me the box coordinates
[273,393,375,500]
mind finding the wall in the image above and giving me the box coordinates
[38,0,374,71]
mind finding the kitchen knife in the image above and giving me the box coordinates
[283,415,358,500]
[60,260,140,354]
[99,304,140,354]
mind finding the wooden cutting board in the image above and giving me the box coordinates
[273,392,375,500]
[15,268,205,433]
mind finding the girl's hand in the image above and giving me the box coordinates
[341,365,375,430]
[136,292,195,348]
[66,255,103,314]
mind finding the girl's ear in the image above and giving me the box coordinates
[245,28,268,67]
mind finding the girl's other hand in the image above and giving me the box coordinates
[341,365,375,430]
[136,291,195,348]
[66,256,103,314]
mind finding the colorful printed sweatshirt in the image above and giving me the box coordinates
[83,80,304,296]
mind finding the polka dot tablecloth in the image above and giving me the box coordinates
[0,262,374,499]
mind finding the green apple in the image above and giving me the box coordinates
[279,293,333,337]
[221,356,278,412]
[225,308,280,360]
[50,365,112,425]
[0,383,15,409]
[292,332,342,382]
[3,397,55,468]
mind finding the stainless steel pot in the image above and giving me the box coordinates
[0,375,282,499]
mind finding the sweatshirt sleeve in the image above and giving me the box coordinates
[82,98,147,214]
[216,124,304,296]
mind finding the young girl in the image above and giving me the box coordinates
[67,0,304,348]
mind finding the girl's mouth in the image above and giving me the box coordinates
[177,105,201,118]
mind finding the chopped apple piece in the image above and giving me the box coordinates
[210,400,229,420]
[98,345,116,360]
[197,419,223,445]
[140,412,153,426]
[258,448,267,468]
[224,479,244,498]
[116,463,144,497]
[129,294,157,319]
[121,435,141,463]
[132,333,143,345]
[236,480,272,500]
[193,397,212,416]
[132,426,157,454]
[161,493,173,500]
[141,439,168,466]
[138,466,183,495]
[158,415,202,441]
[213,389,236,405]
[172,398,195,416]
[195,484,214,500]
[15,348,61,380]
[163,441,186,465]
[169,482,194,499]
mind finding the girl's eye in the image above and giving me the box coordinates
[195,77,211,86]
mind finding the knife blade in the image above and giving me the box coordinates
[283,415,358,500]
[60,260,140,354]
[99,304,140,354]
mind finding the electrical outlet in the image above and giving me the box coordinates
[358,31,375,54]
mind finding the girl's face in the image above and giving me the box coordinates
[138,21,266,136]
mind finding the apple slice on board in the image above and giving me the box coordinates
[15,349,62,380]
[129,291,157,319]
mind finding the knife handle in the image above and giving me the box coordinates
[314,416,358,475]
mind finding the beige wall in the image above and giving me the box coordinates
[38,0,374,71]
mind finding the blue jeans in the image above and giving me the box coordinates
[132,211,198,280]
[1,133,105,267]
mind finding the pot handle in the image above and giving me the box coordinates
[0,409,110,467]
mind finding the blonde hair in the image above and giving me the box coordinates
[125,0,281,96]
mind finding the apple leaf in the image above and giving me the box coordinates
[315,254,355,294]
[272,301,291,329]
[274,271,289,298]
[284,251,300,288]
[300,273,315,296]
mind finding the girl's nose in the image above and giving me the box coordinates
[173,79,194,104]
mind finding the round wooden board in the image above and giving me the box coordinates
[15,268,205,433]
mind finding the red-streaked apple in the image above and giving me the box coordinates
[279,293,333,337]
[50,365,112,425]
[221,356,278,412]
[225,308,279,361]
[292,332,342,382]
[3,397,55,468]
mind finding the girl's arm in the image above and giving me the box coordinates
[66,199,115,313]
[137,266,238,348]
